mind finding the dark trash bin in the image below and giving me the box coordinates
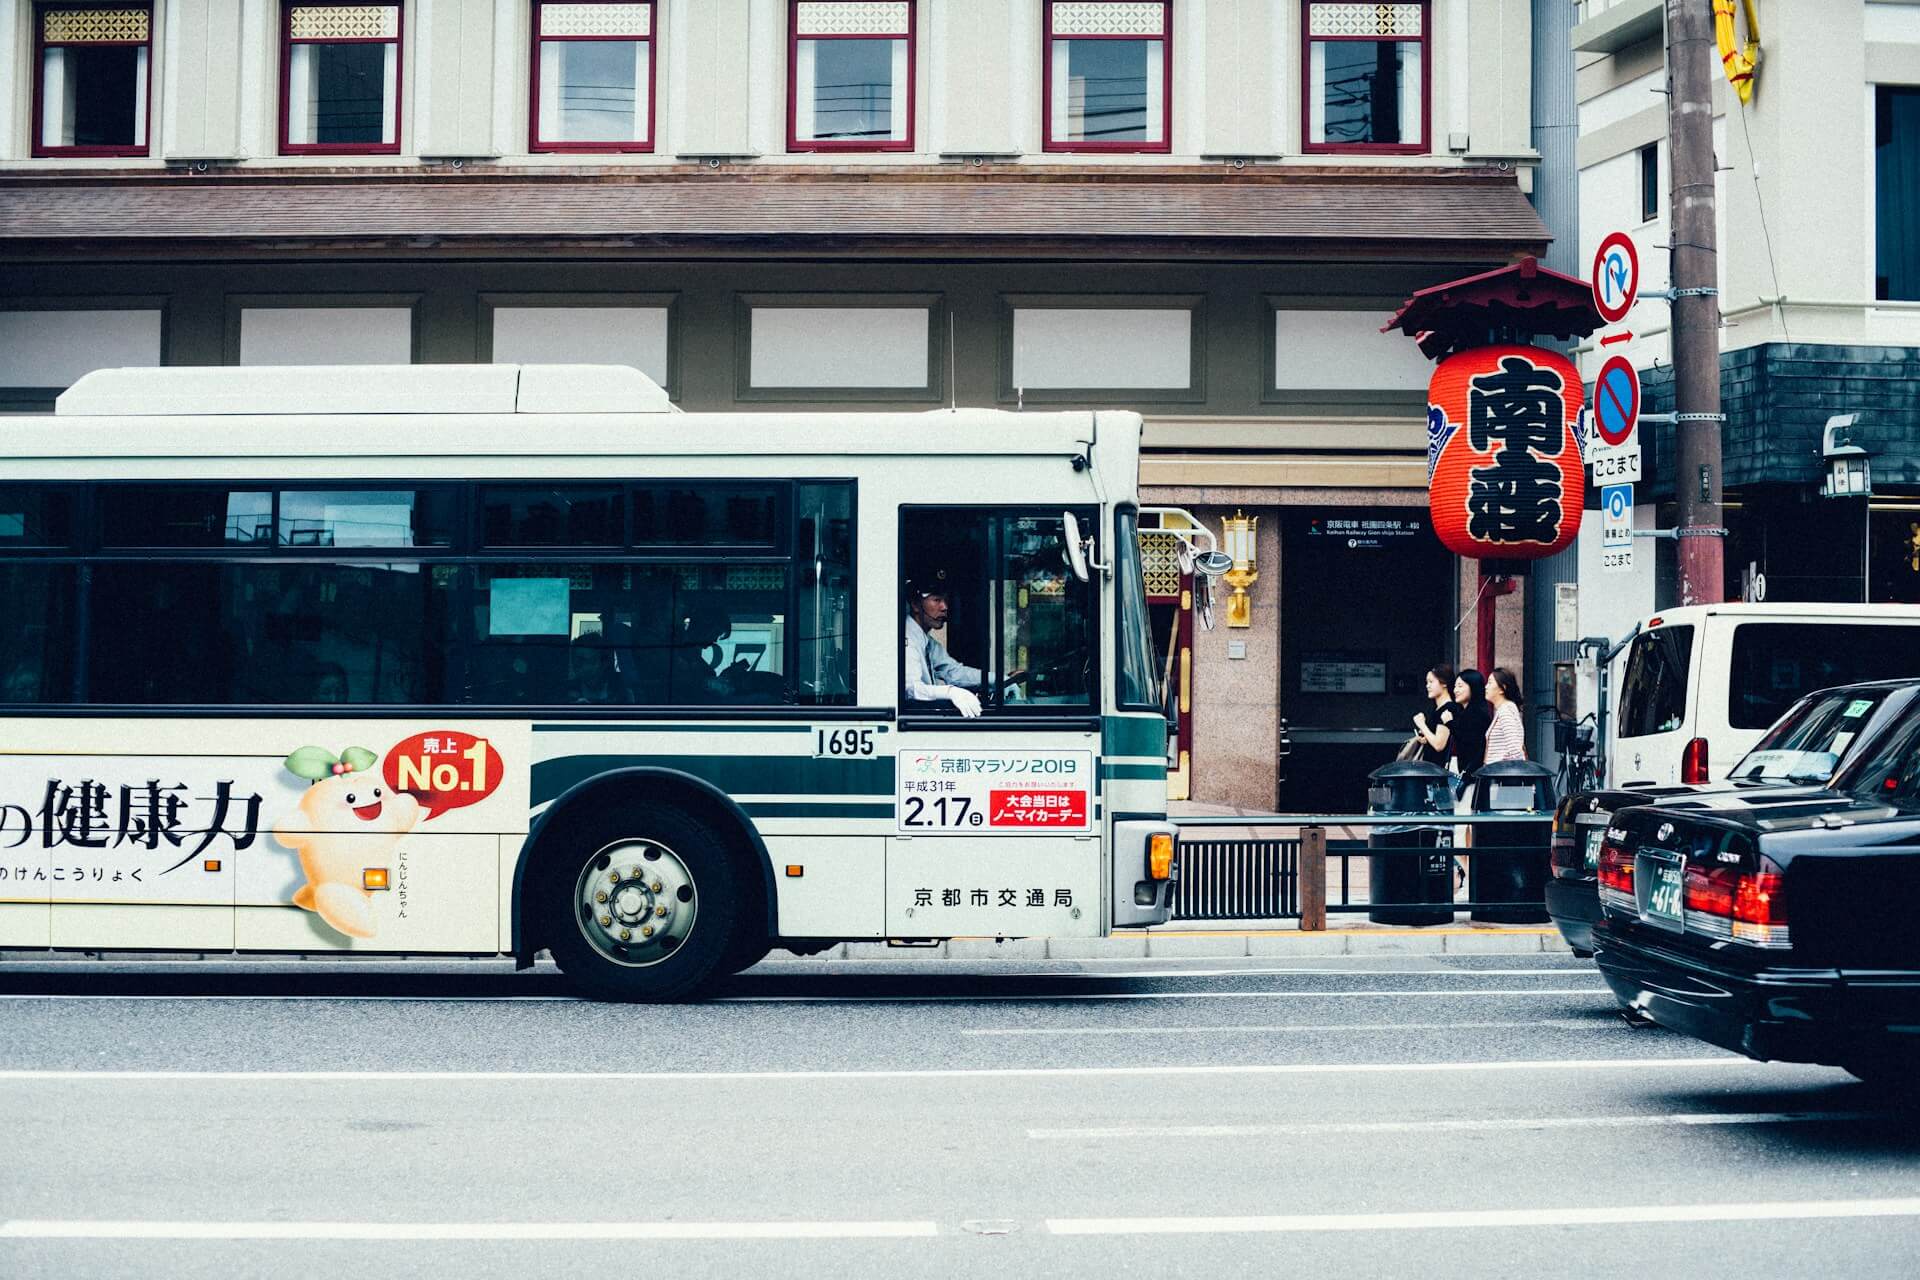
[1366,760,1455,926]
[1468,760,1557,924]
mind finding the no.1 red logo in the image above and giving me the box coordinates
[384,731,504,820]
[989,790,1089,828]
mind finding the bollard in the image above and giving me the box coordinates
[1300,825,1326,931]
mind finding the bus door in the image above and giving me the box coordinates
[892,508,1102,938]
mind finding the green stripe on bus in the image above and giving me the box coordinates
[531,754,894,807]
[1102,715,1165,758]
[1100,764,1168,781]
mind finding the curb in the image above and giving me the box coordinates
[794,927,1574,963]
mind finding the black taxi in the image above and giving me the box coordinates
[1548,680,1920,956]
[1591,700,1920,1085]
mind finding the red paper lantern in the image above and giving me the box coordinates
[1426,344,1585,560]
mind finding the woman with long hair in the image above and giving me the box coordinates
[1410,664,1456,767]
[1484,666,1527,764]
[1449,669,1490,786]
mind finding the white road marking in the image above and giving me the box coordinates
[1040,967,1596,978]
[0,994,583,1004]
[0,986,1608,1006]
[969,1019,1599,1037]
[1046,1197,1920,1236]
[0,1057,1740,1085]
[722,988,1608,1003]
[0,1218,937,1241]
[1029,1110,1882,1139]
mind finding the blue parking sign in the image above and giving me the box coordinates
[1601,484,1633,548]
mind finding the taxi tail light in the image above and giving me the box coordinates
[1684,857,1789,948]
[1148,832,1176,881]
[1596,840,1634,894]
[1681,738,1711,785]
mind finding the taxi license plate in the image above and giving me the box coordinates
[1638,851,1684,930]
[1583,827,1605,872]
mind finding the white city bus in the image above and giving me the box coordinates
[0,365,1180,999]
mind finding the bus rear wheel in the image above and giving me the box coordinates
[542,802,739,1002]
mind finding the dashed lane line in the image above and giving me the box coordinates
[0,1219,937,1242]
[0,1057,1739,1084]
[1047,1197,1920,1236]
[968,1019,1602,1037]
[1029,1110,1883,1139]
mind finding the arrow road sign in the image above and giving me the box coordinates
[1593,355,1640,447]
[1592,232,1640,324]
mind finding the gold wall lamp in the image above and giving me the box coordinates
[1221,510,1259,628]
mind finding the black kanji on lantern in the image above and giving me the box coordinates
[1465,355,1568,545]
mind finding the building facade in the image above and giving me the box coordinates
[1573,0,1920,633]
[0,0,1548,810]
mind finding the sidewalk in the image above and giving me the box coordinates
[777,916,1575,963]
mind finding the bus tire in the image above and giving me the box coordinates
[540,801,739,1002]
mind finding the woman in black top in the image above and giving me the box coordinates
[1410,664,1456,767]
[1448,668,1491,786]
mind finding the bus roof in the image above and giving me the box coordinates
[7,366,1130,474]
[57,364,676,417]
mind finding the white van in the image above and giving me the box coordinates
[1607,603,1920,786]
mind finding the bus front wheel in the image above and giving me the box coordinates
[542,802,740,1002]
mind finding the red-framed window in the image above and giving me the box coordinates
[280,3,404,155]
[531,1,656,153]
[1042,1,1171,154]
[31,4,154,158]
[1303,1,1429,155]
[788,1,914,152]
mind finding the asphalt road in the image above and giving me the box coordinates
[3,954,1918,1278]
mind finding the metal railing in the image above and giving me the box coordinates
[1172,813,1554,928]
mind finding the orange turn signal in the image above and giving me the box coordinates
[363,868,390,891]
[203,859,222,873]
[1148,833,1175,881]
[785,865,805,878]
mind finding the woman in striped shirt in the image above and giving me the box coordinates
[1484,666,1528,764]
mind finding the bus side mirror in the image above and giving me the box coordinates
[1062,511,1091,582]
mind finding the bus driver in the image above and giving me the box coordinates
[905,575,1019,717]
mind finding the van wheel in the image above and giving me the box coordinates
[542,802,738,1002]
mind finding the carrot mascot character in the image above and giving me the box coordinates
[273,746,423,940]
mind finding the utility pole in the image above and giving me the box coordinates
[1667,0,1725,604]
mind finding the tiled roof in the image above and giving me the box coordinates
[0,170,1549,258]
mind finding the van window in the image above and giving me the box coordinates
[1617,625,1694,738]
[1728,623,1920,730]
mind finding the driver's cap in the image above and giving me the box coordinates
[905,568,951,599]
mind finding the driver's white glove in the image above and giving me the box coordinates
[941,685,983,718]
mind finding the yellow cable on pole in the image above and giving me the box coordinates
[1714,0,1760,104]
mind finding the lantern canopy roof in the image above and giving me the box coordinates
[1383,257,1604,361]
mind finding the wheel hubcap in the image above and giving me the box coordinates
[574,838,697,967]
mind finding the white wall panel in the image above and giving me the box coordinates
[750,307,929,388]
[491,306,670,385]
[0,310,163,386]
[1271,310,1432,392]
[238,308,414,366]
[1012,308,1192,390]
